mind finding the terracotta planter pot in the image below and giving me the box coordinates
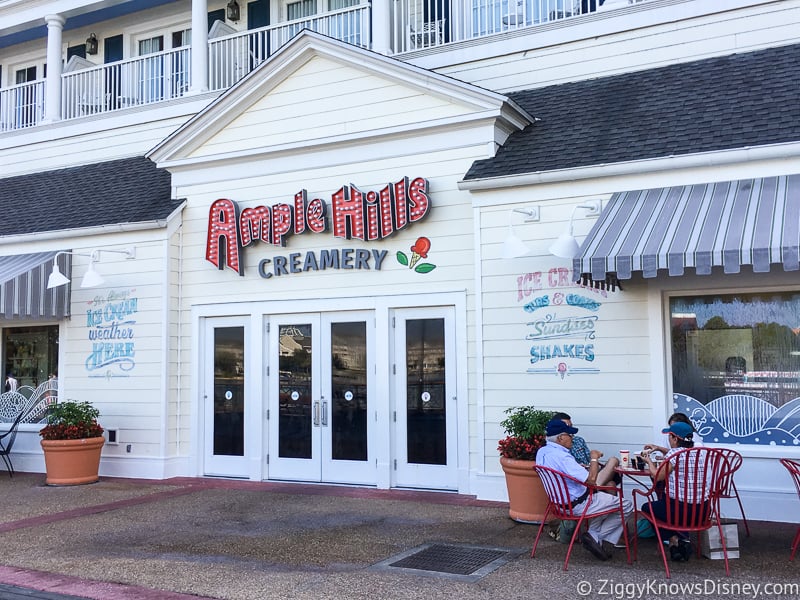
[41,436,104,486]
[500,456,550,523]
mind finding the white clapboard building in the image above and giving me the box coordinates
[1,0,799,522]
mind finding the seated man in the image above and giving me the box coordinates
[537,419,633,561]
[552,412,620,486]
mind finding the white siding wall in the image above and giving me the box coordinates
[0,110,202,177]
[190,58,476,157]
[472,157,800,518]
[174,145,485,476]
[60,239,167,458]
[478,197,651,477]
[8,232,173,477]
[165,49,505,480]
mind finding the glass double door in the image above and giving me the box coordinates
[268,312,375,485]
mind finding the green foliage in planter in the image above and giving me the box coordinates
[39,401,104,440]
[500,406,555,439]
[498,406,555,460]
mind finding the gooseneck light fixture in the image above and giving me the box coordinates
[548,200,602,259]
[47,247,136,289]
[501,207,539,259]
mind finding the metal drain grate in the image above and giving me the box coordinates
[390,543,505,574]
[372,543,521,582]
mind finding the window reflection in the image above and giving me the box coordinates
[3,326,59,389]
[671,293,800,407]
[406,318,446,465]
[213,327,244,456]
[278,324,312,459]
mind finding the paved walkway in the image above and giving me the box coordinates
[0,473,797,600]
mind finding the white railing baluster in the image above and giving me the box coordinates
[207,4,370,92]
[59,46,191,121]
[0,80,45,130]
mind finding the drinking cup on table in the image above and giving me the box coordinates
[633,453,644,470]
[620,449,630,469]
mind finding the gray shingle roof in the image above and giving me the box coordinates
[0,156,182,237]
[464,43,800,181]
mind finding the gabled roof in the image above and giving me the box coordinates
[0,157,182,237]
[148,30,532,166]
[463,43,800,181]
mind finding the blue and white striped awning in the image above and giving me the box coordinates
[0,251,71,320]
[573,174,800,282]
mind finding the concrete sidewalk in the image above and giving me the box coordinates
[0,473,797,600]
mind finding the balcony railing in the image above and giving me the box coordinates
[392,0,608,53]
[61,46,191,120]
[0,80,44,131]
[0,0,637,133]
[208,4,370,91]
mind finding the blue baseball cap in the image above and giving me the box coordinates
[662,422,693,439]
[546,418,579,437]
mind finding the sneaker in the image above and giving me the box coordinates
[601,541,615,559]
[581,532,609,561]
[679,539,693,561]
[668,535,684,562]
[669,544,684,562]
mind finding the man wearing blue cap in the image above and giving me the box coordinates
[537,418,633,561]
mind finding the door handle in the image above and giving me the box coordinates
[313,401,320,427]
[321,401,328,427]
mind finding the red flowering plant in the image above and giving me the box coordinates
[497,406,554,461]
[39,401,104,440]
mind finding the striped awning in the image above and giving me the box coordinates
[0,251,71,320]
[573,174,800,282]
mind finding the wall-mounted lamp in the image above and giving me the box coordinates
[226,0,241,22]
[501,207,539,259]
[47,247,136,290]
[548,200,602,259]
[85,33,99,55]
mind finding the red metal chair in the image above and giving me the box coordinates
[531,464,630,571]
[779,458,800,560]
[632,447,732,578]
[714,448,749,536]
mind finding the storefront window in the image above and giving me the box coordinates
[4,326,59,390]
[670,292,800,447]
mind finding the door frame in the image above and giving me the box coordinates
[320,310,377,484]
[191,292,468,491]
[201,315,253,478]
[390,305,459,490]
[266,312,321,482]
